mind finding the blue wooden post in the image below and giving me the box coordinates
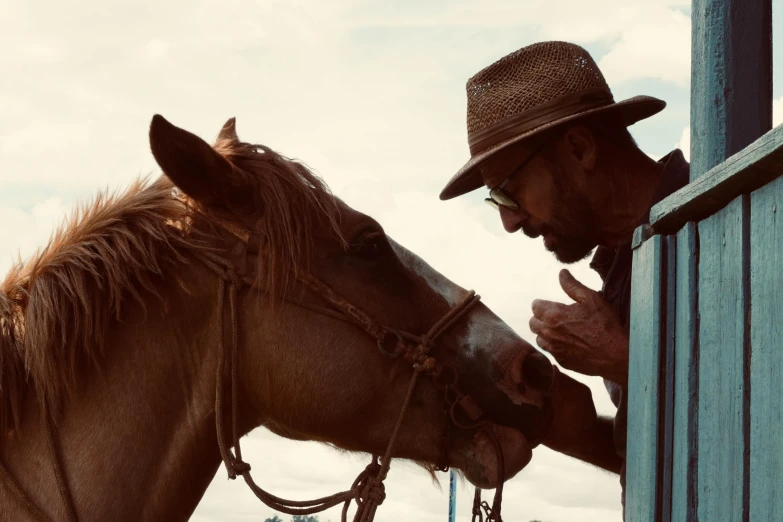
[690,0,772,180]
[627,233,665,522]
[447,470,456,522]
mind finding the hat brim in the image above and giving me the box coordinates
[439,95,666,201]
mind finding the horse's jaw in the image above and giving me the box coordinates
[452,425,534,490]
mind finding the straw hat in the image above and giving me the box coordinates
[439,41,666,200]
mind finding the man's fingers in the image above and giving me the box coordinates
[532,299,568,320]
[559,269,594,303]
[529,316,545,334]
[535,335,553,353]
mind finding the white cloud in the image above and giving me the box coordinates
[774,96,783,128]
[540,5,691,87]
[677,125,691,161]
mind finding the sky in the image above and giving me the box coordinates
[2,1,782,521]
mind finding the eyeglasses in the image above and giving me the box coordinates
[484,142,546,211]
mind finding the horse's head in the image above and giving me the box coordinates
[148,115,553,489]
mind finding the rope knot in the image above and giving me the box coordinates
[230,459,251,477]
[361,479,386,505]
[414,356,437,373]
[418,336,432,354]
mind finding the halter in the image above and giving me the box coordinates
[0,228,511,522]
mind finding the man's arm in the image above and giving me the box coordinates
[540,366,622,474]
[544,416,622,474]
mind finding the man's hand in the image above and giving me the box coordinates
[529,269,629,386]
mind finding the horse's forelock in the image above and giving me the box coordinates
[208,138,347,301]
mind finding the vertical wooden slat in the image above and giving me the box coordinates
[749,175,783,521]
[689,0,773,180]
[660,235,677,522]
[696,196,749,522]
[627,235,664,522]
[671,222,699,522]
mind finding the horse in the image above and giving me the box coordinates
[0,115,554,522]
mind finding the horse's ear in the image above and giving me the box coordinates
[217,117,239,142]
[149,114,236,208]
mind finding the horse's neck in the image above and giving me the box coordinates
[1,263,232,522]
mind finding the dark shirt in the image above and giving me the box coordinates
[588,149,690,511]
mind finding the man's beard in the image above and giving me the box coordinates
[521,171,599,264]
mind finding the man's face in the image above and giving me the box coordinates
[481,140,600,264]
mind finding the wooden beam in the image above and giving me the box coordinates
[690,0,772,180]
[696,196,749,522]
[649,126,783,235]
[671,223,699,522]
[749,175,783,520]
[627,235,665,522]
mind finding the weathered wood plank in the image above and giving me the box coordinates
[627,235,664,522]
[660,235,676,522]
[671,222,699,522]
[689,0,772,180]
[650,125,783,235]
[749,174,783,521]
[696,196,748,522]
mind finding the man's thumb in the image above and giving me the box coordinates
[559,269,592,303]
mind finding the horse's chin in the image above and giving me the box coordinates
[460,425,533,489]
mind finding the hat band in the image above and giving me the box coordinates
[467,87,614,155]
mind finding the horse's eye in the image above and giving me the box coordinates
[347,232,386,261]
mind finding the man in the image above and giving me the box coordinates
[438,41,690,513]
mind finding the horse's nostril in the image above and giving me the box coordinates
[522,351,554,393]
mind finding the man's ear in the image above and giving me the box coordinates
[561,126,597,171]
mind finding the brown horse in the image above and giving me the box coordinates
[0,115,553,522]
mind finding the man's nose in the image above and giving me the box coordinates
[499,206,527,233]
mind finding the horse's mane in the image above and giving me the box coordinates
[0,137,343,432]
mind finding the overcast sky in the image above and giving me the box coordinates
[2,1,782,521]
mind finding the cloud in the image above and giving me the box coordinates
[774,96,783,127]
[677,125,691,161]
[540,5,691,87]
